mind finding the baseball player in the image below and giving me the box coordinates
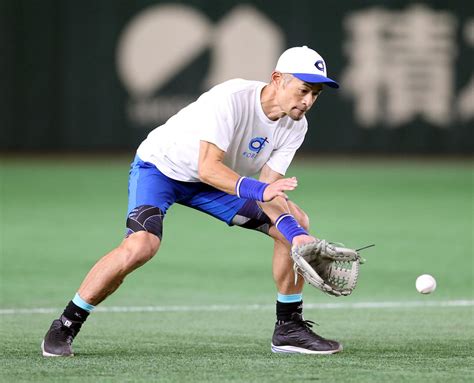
[42,46,361,356]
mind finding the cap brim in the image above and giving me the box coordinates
[292,73,339,88]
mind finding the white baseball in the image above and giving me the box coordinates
[416,274,437,294]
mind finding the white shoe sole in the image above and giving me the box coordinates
[41,340,74,357]
[271,343,343,354]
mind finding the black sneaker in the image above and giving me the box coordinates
[41,315,82,357]
[271,313,342,354]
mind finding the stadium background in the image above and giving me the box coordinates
[1,1,473,382]
[2,0,473,154]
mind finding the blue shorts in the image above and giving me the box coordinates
[127,156,271,234]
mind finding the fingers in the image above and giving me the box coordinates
[278,176,298,190]
[262,177,298,201]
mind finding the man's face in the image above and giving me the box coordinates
[276,74,324,121]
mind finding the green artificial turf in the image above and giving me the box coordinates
[1,307,473,383]
[1,156,473,382]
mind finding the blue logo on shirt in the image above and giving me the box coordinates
[248,137,269,153]
[243,137,269,159]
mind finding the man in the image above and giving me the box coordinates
[42,46,347,356]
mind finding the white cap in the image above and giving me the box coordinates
[275,46,339,88]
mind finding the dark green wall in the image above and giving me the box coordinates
[2,0,472,153]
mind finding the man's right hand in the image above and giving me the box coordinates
[263,177,298,201]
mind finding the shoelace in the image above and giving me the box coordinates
[297,318,317,332]
[291,318,328,342]
[286,315,319,332]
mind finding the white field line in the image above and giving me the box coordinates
[0,300,473,315]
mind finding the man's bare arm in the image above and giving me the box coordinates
[257,164,294,222]
[198,141,240,194]
[198,141,298,201]
[258,164,318,247]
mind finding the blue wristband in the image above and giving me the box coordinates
[235,177,269,202]
[275,213,308,243]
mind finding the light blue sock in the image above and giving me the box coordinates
[277,293,303,303]
[72,293,96,313]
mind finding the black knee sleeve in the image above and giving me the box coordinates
[126,205,164,239]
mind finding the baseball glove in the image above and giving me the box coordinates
[291,240,366,297]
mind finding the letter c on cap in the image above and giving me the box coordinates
[315,60,325,72]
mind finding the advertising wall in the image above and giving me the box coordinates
[2,0,472,153]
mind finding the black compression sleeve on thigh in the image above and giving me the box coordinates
[126,205,164,239]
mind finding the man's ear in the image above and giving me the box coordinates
[271,71,284,87]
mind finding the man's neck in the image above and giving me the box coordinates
[260,84,286,121]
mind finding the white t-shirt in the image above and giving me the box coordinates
[137,79,308,182]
